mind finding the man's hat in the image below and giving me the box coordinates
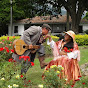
[42,24,52,30]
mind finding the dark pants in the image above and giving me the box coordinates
[21,44,45,74]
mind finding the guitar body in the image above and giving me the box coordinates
[13,39,40,55]
[13,39,28,55]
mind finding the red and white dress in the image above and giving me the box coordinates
[45,39,81,83]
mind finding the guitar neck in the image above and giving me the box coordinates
[32,45,40,49]
[25,45,40,49]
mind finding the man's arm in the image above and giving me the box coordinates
[23,26,39,45]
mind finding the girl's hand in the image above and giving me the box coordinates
[44,34,52,42]
[59,51,67,55]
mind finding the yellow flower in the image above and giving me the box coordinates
[65,78,68,81]
[47,70,49,72]
[1,77,5,80]
[38,84,43,88]
[13,84,19,87]
[57,71,60,74]
[62,67,64,70]
[16,74,20,79]
[8,85,12,88]
[50,65,57,68]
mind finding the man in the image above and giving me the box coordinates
[12,24,51,74]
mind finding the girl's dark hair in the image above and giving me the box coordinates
[63,38,74,49]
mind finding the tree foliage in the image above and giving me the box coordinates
[37,0,88,33]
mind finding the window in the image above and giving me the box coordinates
[14,26,18,33]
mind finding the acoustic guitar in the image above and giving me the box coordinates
[13,39,40,55]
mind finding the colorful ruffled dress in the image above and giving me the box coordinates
[45,39,81,83]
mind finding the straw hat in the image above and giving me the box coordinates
[64,30,75,41]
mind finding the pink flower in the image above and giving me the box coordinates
[7,37,9,40]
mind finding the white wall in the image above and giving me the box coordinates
[8,24,24,36]
[17,25,24,35]
[82,24,88,32]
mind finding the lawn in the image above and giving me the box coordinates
[0,46,88,88]
[26,46,88,87]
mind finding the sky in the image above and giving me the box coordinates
[61,7,87,18]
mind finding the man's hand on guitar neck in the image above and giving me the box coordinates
[29,44,33,49]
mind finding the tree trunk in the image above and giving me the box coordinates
[71,13,81,34]
[66,11,69,31]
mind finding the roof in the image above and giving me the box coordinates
[15,15,88,24]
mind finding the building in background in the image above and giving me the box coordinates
[8,15,88,36]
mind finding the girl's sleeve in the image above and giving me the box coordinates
[47,39,55,48]
[67,43,80,61]
[67,50,80,60]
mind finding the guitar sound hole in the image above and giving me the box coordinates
[23,46,26,48]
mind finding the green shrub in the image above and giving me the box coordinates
[75,34,88,46]
[43,65,67,88]
[0,36,20,60]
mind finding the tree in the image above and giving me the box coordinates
[0,0,38,35]
[84,11,88,20]
[36,0,88,33]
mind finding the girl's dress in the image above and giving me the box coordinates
[45,39,81,83]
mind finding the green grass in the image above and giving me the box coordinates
[79,46,88,65]
[26,46,88,87]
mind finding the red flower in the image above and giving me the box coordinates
[23,56,30,61]
[0,48,4,51]
[24,57,28,61]
[75,78,80,81]
[31,62,34,66]
[13,36,15,38]
[20,75,23,78]
[11,49,14,53]
[25,56,30,59]
[28,59,30,62]
[67,50,70,52]
[63,47,68,52]
[5,47,9,50]
[28,80,31,82]
[71,85,74,87]
[19,55,25,59]
[6,49,9,53]
[70,48,73,52]
[78,76,82,78]
[82,83,85,85]
[8,58,13,62]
